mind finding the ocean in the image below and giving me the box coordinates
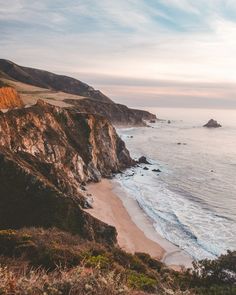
[116,107,236,261]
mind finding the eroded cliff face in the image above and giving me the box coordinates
[0,87,24,109]
[0,100,134,244]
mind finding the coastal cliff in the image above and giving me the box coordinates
[0,100,133,243]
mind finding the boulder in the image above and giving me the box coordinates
[152,169,161,173]
[203,119,222,128]
[138,156,151,165]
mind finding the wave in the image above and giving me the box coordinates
[115,163,235,260]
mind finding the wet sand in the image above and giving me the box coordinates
[87,179,193,269]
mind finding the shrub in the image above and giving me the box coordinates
[127,272,157,292]
[112,248,147,273]
[135,252,163,272]
[84,255,110,269]
[191,251,236,287]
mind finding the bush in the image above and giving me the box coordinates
[0,230,35,256]
[127,272,157,292]
[135,252,163,272]
[191,251,236,287]
[112,248,147,273]
[84,255,110,269]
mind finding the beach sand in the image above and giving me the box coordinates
[87,179,193,269]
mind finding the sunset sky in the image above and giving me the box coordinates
[1,0,236,108]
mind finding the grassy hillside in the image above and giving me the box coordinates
[0,228,235,295]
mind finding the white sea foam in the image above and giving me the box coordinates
[116,110,236,260]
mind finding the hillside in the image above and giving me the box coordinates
[0,59,156,125]
[0,59,112,103]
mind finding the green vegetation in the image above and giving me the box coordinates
[189,250,236,294]
[127,272,157,292]
[0,228,235,294]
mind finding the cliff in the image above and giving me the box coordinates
[0,59,157,125]
[66,98,156,126]
[0,100,134,243]
[0,86,24,109]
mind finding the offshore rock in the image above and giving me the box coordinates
[203,119,222,128]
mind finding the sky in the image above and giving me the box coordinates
[0,0,236,108]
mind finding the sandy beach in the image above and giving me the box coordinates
[87,179,193,269]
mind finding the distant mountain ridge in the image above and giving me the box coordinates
[0,59,112,103]
[0,59,156,125]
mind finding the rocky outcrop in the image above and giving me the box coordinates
[0,100,134,243]
[138,156,151,165]
[0,87,24,109]
[65,98,157,126]
[203,119,222,128]
[0,59,112,103]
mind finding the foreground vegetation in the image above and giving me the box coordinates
[0,228,235,295]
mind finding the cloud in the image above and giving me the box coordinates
[159,0,200,15]
[0,0,236,108]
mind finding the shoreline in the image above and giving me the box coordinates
[87,179,193,269]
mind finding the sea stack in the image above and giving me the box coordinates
[203,119,222,128]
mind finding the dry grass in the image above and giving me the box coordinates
[0,264,195,295]
[2,78,85,107]
[0,265,129,295]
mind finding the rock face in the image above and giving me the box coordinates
[0,87,24,109]
[203,119,222,128]
[65,98,156,126]
[0,100,134,244]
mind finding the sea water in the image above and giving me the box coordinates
[116,107,236,260]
